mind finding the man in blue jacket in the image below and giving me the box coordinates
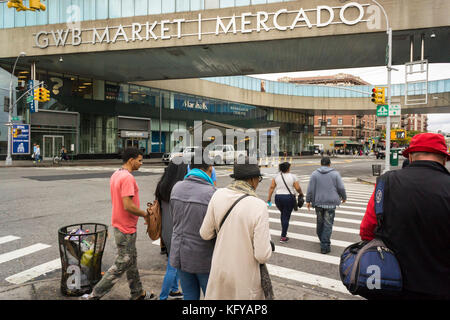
[306,157,346,254]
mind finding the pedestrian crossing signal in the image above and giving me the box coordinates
[371,87,385,105]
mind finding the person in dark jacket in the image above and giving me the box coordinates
[306,157,346,254]
[169,151,216,300]
[154,158,187,300]
[360,133,450,299]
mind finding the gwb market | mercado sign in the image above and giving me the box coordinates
[34,2,372,49]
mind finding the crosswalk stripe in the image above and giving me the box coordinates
[266,264,352,295]
[345,200,368,205]
[269,230,353,248]
[273,246,340,265]
[5,259,61,285]
[299,208,364,217]
[0,244,51,265]
[269,206,365,217]
[269,210,362,225]
[270,204,366,211]
[0,236,20,245]
[269,218,360,234]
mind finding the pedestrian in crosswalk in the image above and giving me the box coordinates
[306,157,347,254]
[266,162,304,243]
[360,133,450,299]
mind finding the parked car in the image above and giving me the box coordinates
[162,147,188,165]
[208,144,247,165]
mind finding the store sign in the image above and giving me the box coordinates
[120,131,149,138]
[34,2,370,49]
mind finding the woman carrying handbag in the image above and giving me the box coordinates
[267,162,304,243]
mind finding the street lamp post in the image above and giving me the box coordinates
[371,0,392,173]
[5,52,26,166]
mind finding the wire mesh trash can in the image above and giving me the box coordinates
[58,223,108,296]
[372,164,382,176]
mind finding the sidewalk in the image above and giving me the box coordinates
[0,269,358,300]
[0,158,165,168]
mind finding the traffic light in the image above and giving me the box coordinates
[7,0,27,11]
[34,87,41,102]
[41,88,50,102]
[29,0,46,11]
[371,87,386,105]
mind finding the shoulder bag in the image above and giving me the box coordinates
[145,199,162,241]
[219,194,275,300]
[280,173,304,211]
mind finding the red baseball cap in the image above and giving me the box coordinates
[402,133,450,160]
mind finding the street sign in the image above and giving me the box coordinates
[12,124,30,155]
[376,105,389,117]
[376,116,400,125]
[389,105,401,116]
[27,80,38,113]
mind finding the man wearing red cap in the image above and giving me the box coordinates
[359,133,450,299]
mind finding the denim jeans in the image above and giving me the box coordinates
[159,254,180,300]
[178,270,209,300]
[315,207,336,250]
[275,194,295,237]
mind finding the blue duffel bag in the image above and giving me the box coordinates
[339,238,402,298]
[339,174,403,299]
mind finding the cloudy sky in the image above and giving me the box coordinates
[252,63,450,133]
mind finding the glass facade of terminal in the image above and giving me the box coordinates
[0,64,314,159]
[0,0,296,29]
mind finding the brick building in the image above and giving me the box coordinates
[279,74,379,152]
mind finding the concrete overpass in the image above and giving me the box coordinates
[137,76,450,115]
[0,0,449,82]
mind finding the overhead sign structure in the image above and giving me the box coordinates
[12,124,30,155]
[34,2,369,49]
[376,105,389,117]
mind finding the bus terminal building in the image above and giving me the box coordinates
[1,0,449,160]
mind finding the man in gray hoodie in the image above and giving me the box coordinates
[306,157,346,254]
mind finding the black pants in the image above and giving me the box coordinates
[275,194,295,237]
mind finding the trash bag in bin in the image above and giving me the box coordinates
[58,223,108,296]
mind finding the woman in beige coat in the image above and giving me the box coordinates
[200,163,272,300]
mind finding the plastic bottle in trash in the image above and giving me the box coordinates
[81,249,93,267]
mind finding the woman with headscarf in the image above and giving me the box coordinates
[154,158,188,300]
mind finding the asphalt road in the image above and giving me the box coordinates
[0,155,417,299]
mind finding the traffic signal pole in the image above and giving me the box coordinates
[385,27,392,173]
[372,0,392,173]
[5,52,26,166]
